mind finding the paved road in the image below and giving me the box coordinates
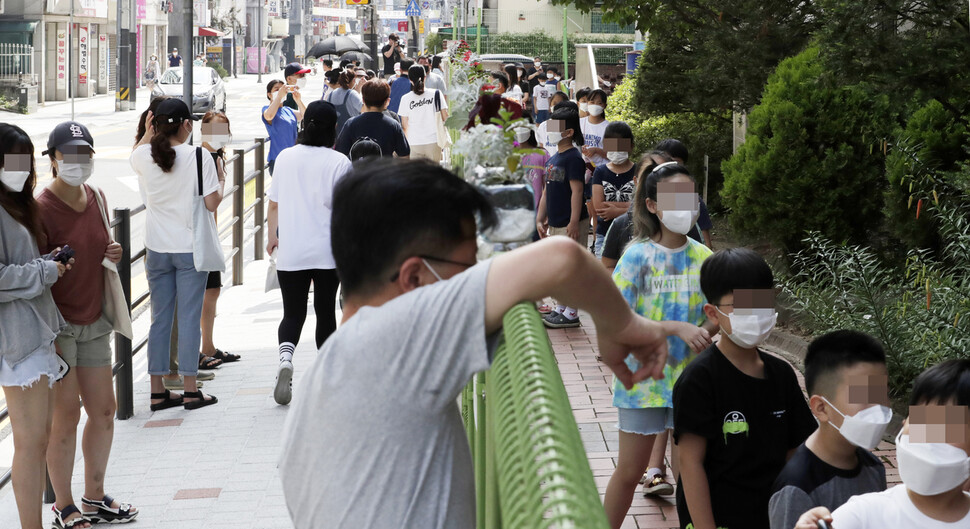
[0,70,327,475]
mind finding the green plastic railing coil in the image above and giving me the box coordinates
[464,302,610,529]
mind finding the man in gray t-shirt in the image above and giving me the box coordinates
[279,159,675,529]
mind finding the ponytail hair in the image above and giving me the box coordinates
[149,116,182,172]
[631,161,692,241]
[338,70,355,89]
[408,64,426,95]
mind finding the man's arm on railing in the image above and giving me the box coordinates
[484,236,669,387]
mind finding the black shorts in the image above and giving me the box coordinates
[206,271,222,290]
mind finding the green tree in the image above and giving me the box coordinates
[551,0,818,116]
[721,46,897,251]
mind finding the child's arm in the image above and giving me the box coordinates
[535,189,549,238]
[679,432,718,529]
[662,321,712,353]
[486,237,669,386]
[701,318,720,336]
[568,178,584,241]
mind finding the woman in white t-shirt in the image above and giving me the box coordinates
[130,98,223,411]
[265,100,353,406]
[399,64,448,162]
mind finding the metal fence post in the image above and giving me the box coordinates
[254,137,266,261]
[232,148,245,286]
[113,208,134,420]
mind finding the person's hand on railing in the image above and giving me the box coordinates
[597,314,669,388]
[105,242,123,264]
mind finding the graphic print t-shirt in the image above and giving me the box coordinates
[672,345,818,529]
[611,238,712,408]
[399,89,447,146]
[544,147,589,228]
[592,165,635,236]
[580,117,609,167]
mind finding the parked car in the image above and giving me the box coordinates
[151,67,227,114]
[477,53,534,72]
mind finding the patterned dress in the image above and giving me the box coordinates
[611,238,713,409]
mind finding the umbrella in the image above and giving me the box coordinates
[307,36,368,58]
[340,51,373,64]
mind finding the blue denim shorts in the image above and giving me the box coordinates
[617,407,674,436]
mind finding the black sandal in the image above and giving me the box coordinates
[80,495,138,524]
[52,504,91,529]
[198,353,223,370]
[183,390,218,410]
[212,349,241,363]
[149,389,183,411]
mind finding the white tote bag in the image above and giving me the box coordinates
[434,89,452,151]
[90,185,133,340]
[192,148,226,273]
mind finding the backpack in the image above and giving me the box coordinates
[334,89,353,132]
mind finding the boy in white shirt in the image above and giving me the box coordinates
[795,359,970,529]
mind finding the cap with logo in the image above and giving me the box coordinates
[43,121,95,156]
[284,63,312,78]
[153,98,200,123]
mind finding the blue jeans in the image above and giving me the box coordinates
[146,250,209,376]
[535,109,549,124]
[594,233,606,258]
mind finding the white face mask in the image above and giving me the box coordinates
[534,62,541,68]
[517,69,524,77]
[587,104,605,117]
[716,306,777,349]
[546,72,554,79]
[0,168,30,192]
[514,128,531,143]
[821,397,892,450]
[205,135,232,149]
[547,131,563,144]
[579,102,588,112]
[295,77,307,89]
[896,432,970,496]
[607,151,629,165]
[657,208,699,235]
[56,160,94,187]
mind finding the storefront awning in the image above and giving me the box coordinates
[197,27,224,37]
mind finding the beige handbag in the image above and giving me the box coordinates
[91,185,133,340]
[434,89,452,150]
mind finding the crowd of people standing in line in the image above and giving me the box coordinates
[2,40,969,529]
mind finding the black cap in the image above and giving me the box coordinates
[43,121,94,156]
[154,98,199,123]
[284,62,311,78]
[303,100,337,129]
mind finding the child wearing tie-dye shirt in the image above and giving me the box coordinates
[603,162,718,529]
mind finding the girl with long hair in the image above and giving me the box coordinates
[130,98,223,411]
[399,64,448,162]
[0,122,72,529]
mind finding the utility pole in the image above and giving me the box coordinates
[257,3,263,83]
[69,0,74,119]
[183,0,193,112]
[115,0,132,110]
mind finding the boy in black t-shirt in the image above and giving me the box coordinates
[768,330,889,529]
[672,248,817,529]
[535,104,588,329]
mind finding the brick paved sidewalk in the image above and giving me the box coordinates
[0,260,302,529]
[550,313,901,529]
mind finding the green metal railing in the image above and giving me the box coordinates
[463,303,609,529]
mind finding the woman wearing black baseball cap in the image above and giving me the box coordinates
[265,101,351,405]
[38,121,139,527]
[131,98,223,411]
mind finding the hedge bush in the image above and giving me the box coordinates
[472,31,634,65]
[605,75,733,208]
[721,46,896,252]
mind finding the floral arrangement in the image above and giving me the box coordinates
[444,40,489,129]
[452,107,538,185]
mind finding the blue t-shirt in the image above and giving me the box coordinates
[388,77,412,114]
[262,105,299,162]
[591,164,635,236]
[544,147,589,228]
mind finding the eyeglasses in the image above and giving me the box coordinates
[389,255,477,282]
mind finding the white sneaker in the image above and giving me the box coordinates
[274,360,294,405]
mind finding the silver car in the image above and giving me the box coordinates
[151,67,227,114]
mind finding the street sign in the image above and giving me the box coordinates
[346,0,369,3]
[404,0,420,17]
[398,21,408,32]
[421,1,430,9]
[419,19,425,34]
